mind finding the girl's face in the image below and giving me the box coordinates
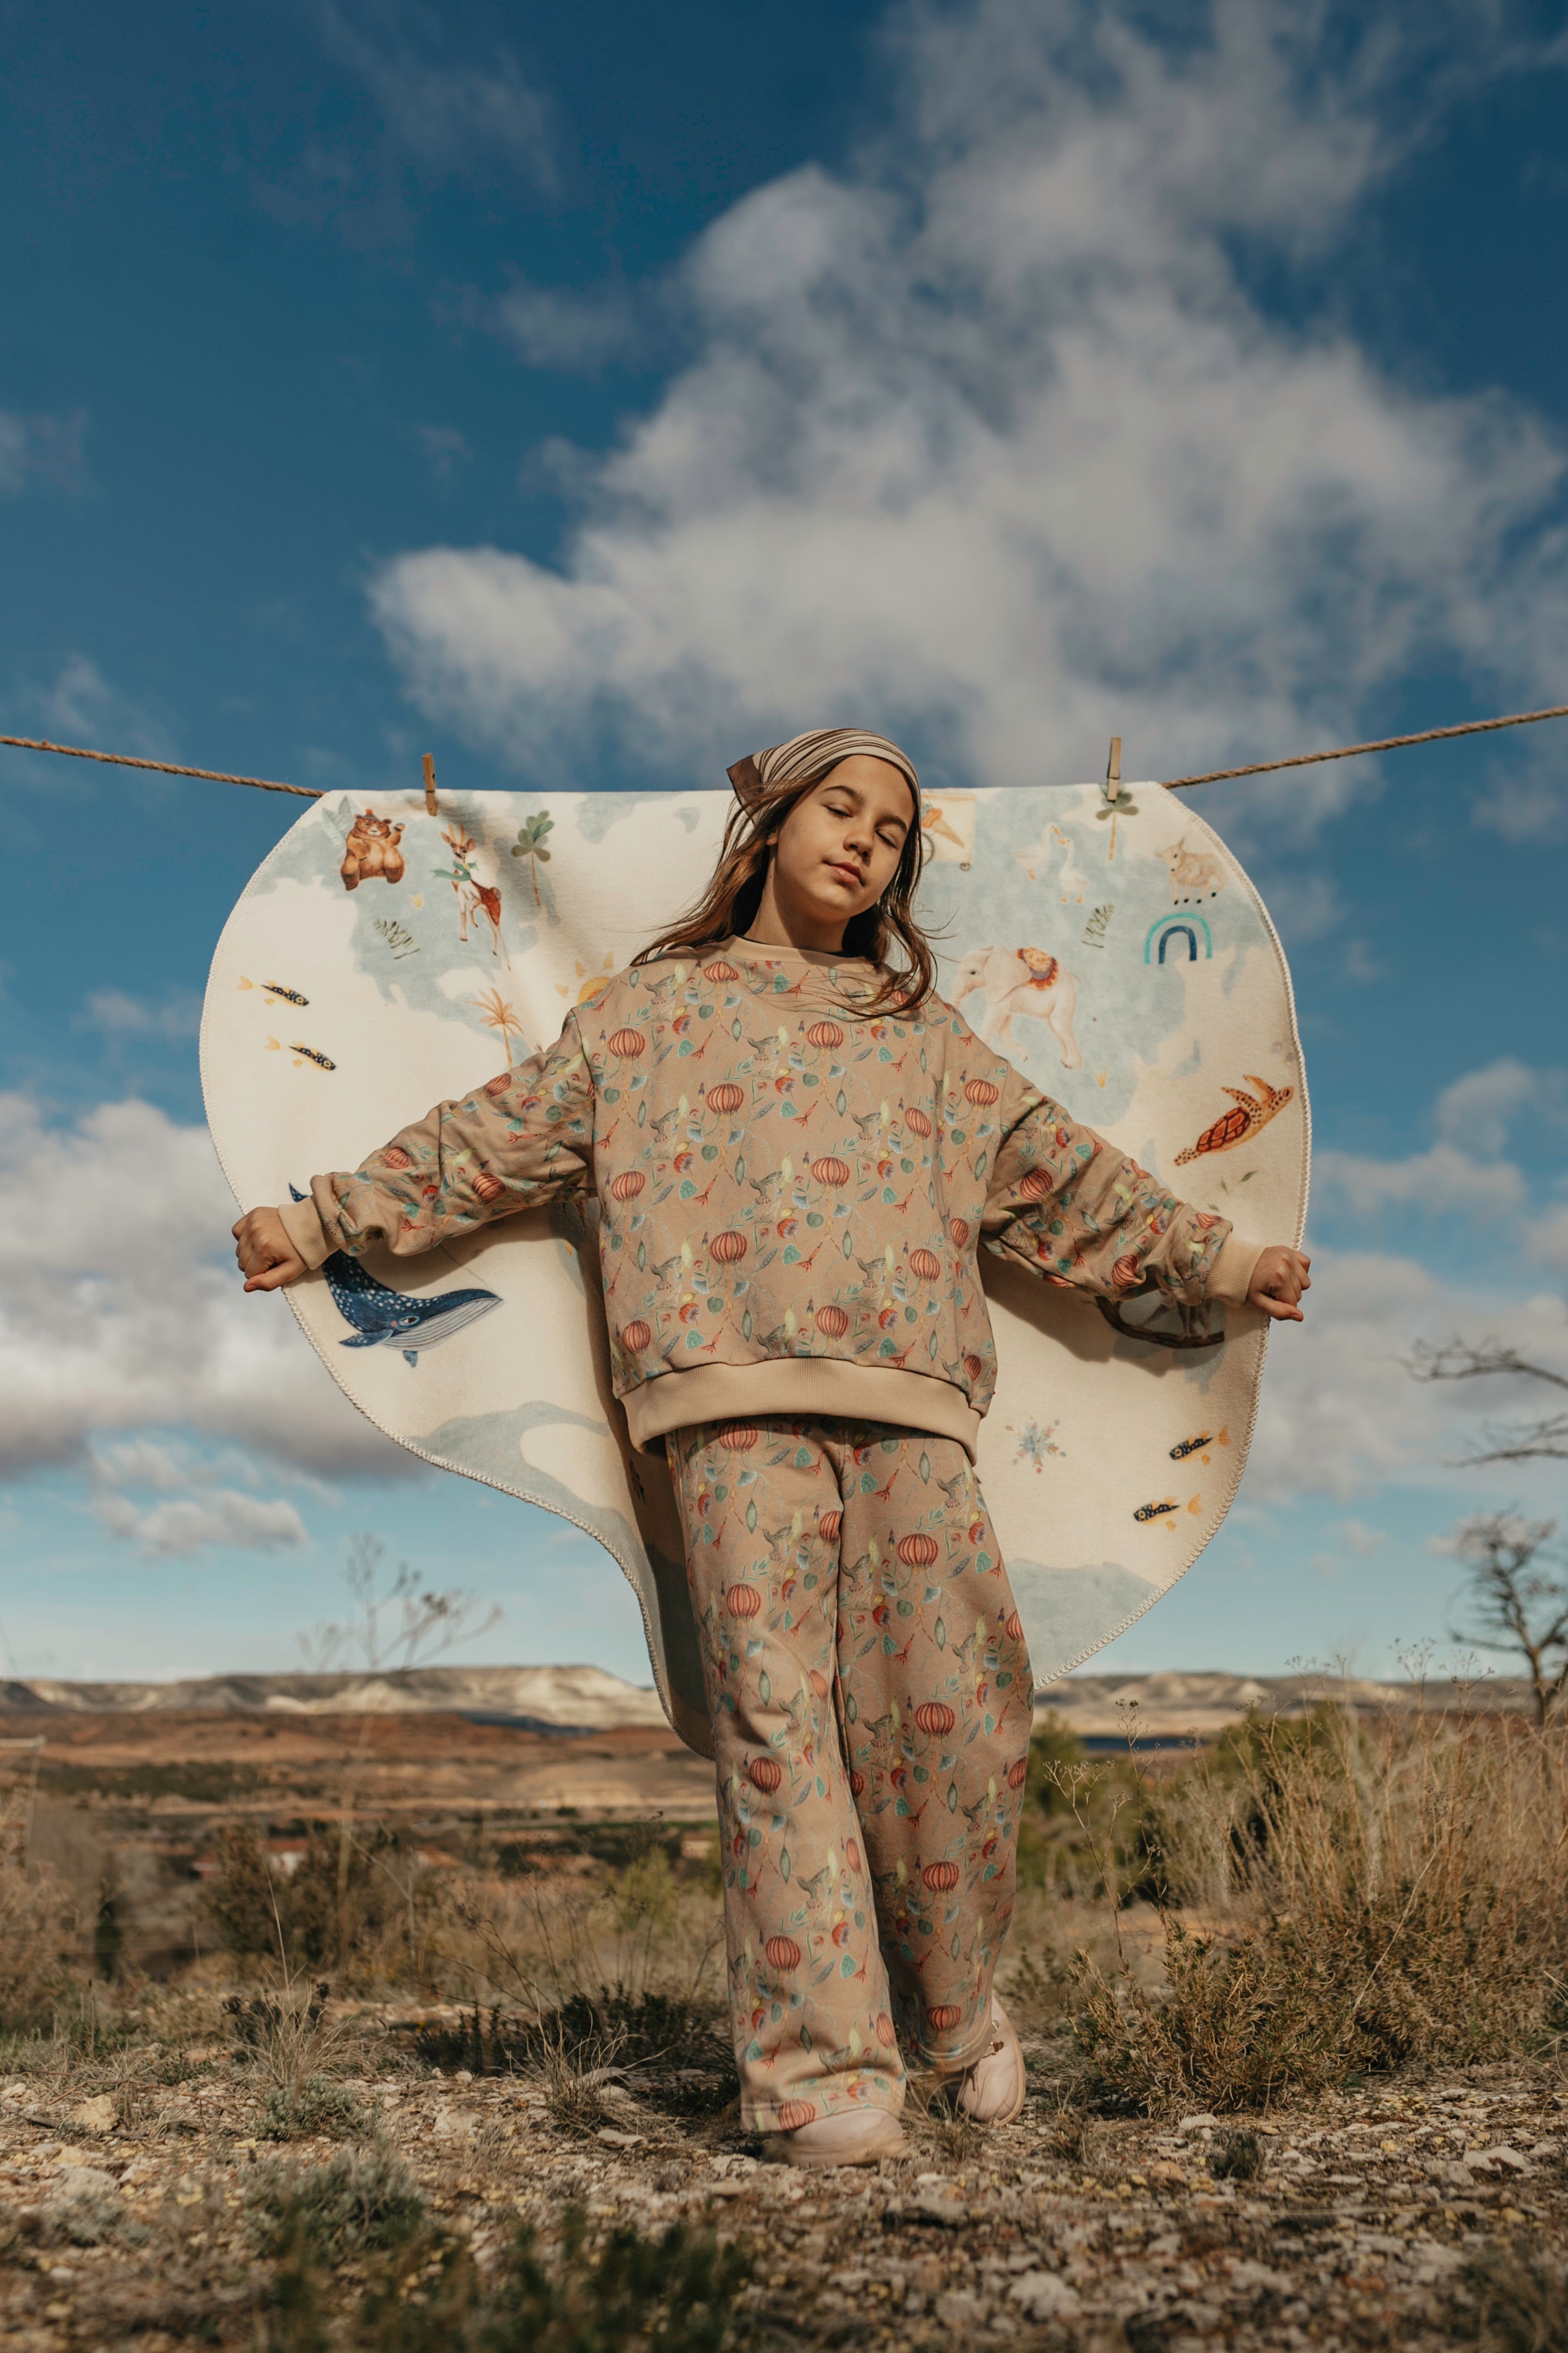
[767,757,914,940]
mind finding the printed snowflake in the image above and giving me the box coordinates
[1011,1419,1065,1473]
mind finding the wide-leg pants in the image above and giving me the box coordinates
[668,1417,1033,2132]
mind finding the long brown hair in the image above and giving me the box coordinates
[633,763,936,1015]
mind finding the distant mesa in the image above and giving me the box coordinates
[0,1664,668,1733]
[1035,1667,1534,1747]
[0,1664,1532,1736]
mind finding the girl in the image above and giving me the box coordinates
[233,727,1309,2170]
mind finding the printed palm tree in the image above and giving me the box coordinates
[467,984,526,1064]
[512,811,555,905]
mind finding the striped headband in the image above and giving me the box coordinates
[727,728,920,818]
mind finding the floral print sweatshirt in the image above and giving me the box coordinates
[278,939,1260,1458]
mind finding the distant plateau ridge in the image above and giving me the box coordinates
[0,1665,1530,1740]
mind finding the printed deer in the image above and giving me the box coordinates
[438,825,508,962]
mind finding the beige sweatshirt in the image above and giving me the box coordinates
[278,939,1261,1457]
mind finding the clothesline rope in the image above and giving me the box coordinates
[0,734,321,796]
[1161,701,1568,790]
[4,696,1567,802]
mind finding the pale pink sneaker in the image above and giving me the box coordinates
[950,1996,1026,2126]
[760,2107,907,2168]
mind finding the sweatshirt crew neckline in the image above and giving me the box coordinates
[721,934,877,974]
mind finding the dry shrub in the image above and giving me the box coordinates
[1455,2241,1568,2351]
[205,1821,447,1988]
[224,1978,347,2101]
[1069,1688,1568,2112]
[0,1798,78,2032]
[440,1829,727,2055]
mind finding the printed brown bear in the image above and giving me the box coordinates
[340,808,406,890]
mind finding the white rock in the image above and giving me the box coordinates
[1009,2271,1081,2320]
[69,2097,117,2136]
[1468,2145,1528,2174]
[1228,2259,1294,2294]
[1178,2114,1219,2135]
[432,2106,477,2138]
[54,2166,118,2199]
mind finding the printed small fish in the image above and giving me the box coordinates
[1170,1425,1229,1462]
[238,976,310,1006]
[289,1188,501,1366]
[1135,1494,1203,1524]
[290,1043,336,1070]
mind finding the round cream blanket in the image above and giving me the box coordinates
[202,779,1308,1757]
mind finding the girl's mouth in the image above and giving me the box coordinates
[827,862,863,890]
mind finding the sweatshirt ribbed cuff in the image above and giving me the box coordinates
[1204,1234,1263,1306]
[276,1197,334,1271]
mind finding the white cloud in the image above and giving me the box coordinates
[1264,873,1344,946]
[77,988,202,1039]
[0,406,86,496]
[417,425,471,476]
[1435,1057,1562,1155]
[1314,1058,1568,1221]
[28,655,169,762]
[1472,736,1568,844]
[94,1487,307,1558]
[84,1435,313,1557]
[1539,1205,1568,1278]
[0,1092,414,1485]
[1313,1140,1527,1221]
[321,1,552,186]
[370,0,1568,842]
[256,1,552,240]
[1244,1247,1568,1504]
[491,281,641,372]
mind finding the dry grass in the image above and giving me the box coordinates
[1065,1684,1568,2113]
[0,1796,78,2033]
[1456,2242,1568,2351]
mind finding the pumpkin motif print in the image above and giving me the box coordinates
[669,1416,1030,2133]
[313,936,1231,1456]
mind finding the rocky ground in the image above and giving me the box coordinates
[1,2009,1563,2350]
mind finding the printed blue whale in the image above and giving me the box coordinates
[288,1187,501,1367]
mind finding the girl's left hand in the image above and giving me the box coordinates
[1247,1245,1311,1322]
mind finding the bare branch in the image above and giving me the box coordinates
[1449,1513,1568,1727]
[1408,1339,1568,1394]
[300,1533,502,1678]
[1455,1414,1568,1466]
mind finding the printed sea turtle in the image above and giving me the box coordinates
[1174,1074,1293,1165]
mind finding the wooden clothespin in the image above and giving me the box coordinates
[1105,736,1122,804]
[422,752,438,816]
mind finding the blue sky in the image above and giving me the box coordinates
[3,0,1566,1690]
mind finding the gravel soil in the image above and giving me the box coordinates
[2,2019,1564,2349]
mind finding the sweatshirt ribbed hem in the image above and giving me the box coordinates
[278,1196,333,1271]
[623,1361,983,1460]
[1205,1233,1264,1306]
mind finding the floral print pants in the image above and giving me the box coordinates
[668,1417,1033,2132]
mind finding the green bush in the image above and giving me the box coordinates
[259,2073,368,2141]
[351,2207,750,2353]
[247,2148,428,2262]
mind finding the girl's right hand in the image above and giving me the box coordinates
[233,1207,308,1292]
